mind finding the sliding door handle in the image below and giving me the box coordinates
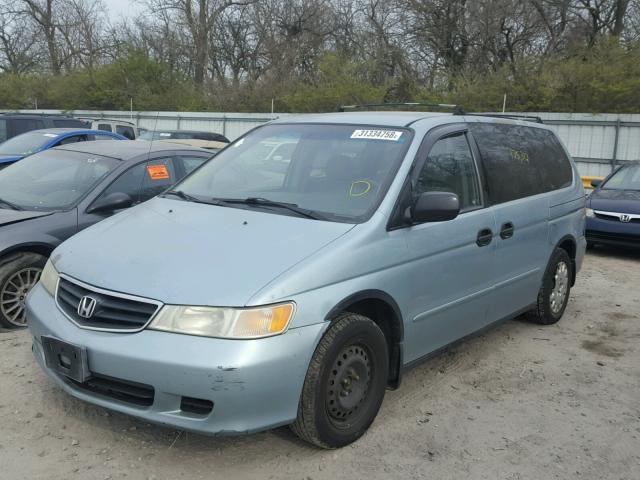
[500,222,515,239]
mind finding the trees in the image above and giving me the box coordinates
[0,0,640,112]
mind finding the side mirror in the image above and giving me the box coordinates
[411,191,460,223]
[87,192,133,214]
[590,179,602,188]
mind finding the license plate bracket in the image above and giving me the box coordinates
[42,336,91,383]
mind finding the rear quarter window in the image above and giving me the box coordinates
[468,123,572,204]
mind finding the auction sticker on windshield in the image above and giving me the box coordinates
[147,165,170,180]
[350,129,403,141]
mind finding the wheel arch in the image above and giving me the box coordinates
[325,289,404,389]
[554,234,577,285]
[0,243,54,267]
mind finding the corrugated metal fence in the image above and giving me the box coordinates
[5,109,640,177]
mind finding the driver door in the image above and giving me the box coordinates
[399,125,497,363]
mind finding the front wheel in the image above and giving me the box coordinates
[291,313,389,448]
[526,248,572,325]
[0,253,47,329]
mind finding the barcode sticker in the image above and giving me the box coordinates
[351,129,403,141]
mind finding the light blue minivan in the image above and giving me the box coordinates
[26,111,586,448]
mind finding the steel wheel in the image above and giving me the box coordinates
[549,261,569,314]
[326,344,372,425]
[0,267,42,327]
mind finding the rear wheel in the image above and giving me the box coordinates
[0,253,47,328]
[291,312,388,448]
[526,248,572,325]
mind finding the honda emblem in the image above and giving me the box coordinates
[77,296,97,319]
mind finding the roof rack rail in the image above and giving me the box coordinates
[77,117,136,126]
[0,112,76,117]
[337,103,466,115]
[467,113,544,124]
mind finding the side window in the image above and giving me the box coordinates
[53,119,85,128]
[116,125,135,139]
[139,157,177,202]
[94,164,146,206]
[97,124,112,132]
[56,135,87,146]
[177,155,208,176]
[416,133,481,211]
[8,118,44,137]
[95,133,115,141]
[468,123,573,204]
[0,120,7,142]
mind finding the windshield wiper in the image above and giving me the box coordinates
[163,190,235,208]
[163,190,201,202]
[215,197,326,220]
[0,197,22,211]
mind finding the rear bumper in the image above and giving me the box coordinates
[26,283,327,436]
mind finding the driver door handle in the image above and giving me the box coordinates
[476,228,493,247]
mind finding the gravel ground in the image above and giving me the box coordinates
[1,248,639,480]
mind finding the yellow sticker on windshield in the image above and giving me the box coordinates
[350,180,372,197]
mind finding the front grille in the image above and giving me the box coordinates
[56,276,161,331]
[594,212,640,224]
[68,373,154,407]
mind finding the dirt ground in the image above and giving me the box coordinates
[1,248,639,480]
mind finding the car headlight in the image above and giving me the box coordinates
[148,302,295,339]
[585,208,595,218]
[40,259,59,297]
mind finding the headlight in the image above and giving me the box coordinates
[40,259,59,297]
[585,208,595,218]
[148,302,295,339]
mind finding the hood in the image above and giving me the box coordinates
[0,155,23,164]
[53,198,355,306]
[589,188,640,215]
[0,208,53,227]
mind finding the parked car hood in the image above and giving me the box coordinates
[0,155,23,164]
[589,188,640,215]
[0,208,53,227]
[53,198,355,306]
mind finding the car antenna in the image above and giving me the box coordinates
[146,111,160,166]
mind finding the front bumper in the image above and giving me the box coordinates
[586,217,640,248]
[26,283,327,435]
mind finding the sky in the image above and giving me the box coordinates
[105,0,144,21]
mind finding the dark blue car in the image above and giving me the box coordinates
[0,128,126,169]
[586,162,640,248]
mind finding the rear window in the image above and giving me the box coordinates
[468,123,573,204]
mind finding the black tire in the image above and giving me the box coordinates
[0,252,47,329]
[291,312,389,448]
[526,248,572,325]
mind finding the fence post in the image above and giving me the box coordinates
[177,114,181,130]
[222,115,227,137]
[611,119,620,172]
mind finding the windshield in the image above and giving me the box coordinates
[0,132,58,156]
[603,164,640,191]
[0,149,119,211]
[174,124,411,222]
